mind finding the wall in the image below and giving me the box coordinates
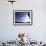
[0,0,46,42]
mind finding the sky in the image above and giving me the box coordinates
[15,12,30,23]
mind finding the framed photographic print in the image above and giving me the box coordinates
[13,10,32,25]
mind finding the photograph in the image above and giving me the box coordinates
[13,10,32,25]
